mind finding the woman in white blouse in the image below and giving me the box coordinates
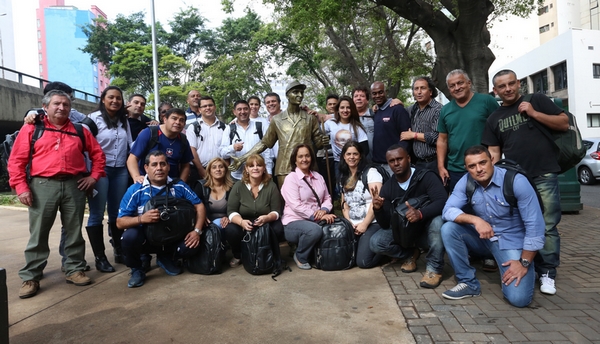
[86,86,133,272]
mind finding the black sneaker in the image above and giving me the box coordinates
[482,259,498,272]
[128,268,146,288]
[156,254,182,276]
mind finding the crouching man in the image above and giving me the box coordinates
[441,145,544,307]
[117,151,206,288]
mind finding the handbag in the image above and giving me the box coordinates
[143,180,196,246]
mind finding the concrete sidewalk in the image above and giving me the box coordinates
[2,207,414,344]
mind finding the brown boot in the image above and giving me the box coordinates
[66,271,92,286]
[400,248,420,273]
[19,280,40,299]
[420,271,443,289]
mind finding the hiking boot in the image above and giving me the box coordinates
[19,280,40,299]
[157,254,182,276]
[420,271,443,289]
[442,283,481,300]
[400,248,420,273]
[128,268,146,288]
[482,259,498,272]
[539,273,556,295]
[66,271,92,286]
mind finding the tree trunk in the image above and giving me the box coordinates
[376,0,496,98]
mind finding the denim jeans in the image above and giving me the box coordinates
[533,173,561,279]
[284,220,323,264]
[441,221,535,308]
[88,166,130,226]
[356,223,383,269]
[369,215,445,273]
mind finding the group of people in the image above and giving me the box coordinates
[9,69,565,309]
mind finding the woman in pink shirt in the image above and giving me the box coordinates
[281,144,336,270]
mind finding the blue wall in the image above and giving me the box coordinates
[45,8,99,96]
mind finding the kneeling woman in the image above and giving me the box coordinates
[339,141,383,268]
[225,154,284,268]
[195,157,234,229]
[281,144,336,270]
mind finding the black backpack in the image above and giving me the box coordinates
[228,121,263,144]
[0,130,19,177]
[465,159,544,215]
[185,223,223,275]
[142,179,197,246]
[241,223,288,280]
[312,217,357,271]
[522,94,585,173]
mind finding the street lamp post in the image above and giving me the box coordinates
[0,13,6,79]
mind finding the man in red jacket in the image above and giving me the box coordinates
[9,90,106,299]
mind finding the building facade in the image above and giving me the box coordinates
[36,0,109,96]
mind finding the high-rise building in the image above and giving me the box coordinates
[0,0,16,80]
[36,0,109,96]
[537,0,600,44]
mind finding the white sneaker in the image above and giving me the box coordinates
[539,273,556,295]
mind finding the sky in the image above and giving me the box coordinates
[9,0,273,78]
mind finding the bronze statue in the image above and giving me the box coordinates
[230,81,329,187]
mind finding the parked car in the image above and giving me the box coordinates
[576,138,600,185]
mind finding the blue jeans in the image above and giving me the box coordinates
[533,173,561,279]
[441,221,535,308]
[284,220,322,264]
[88,166,130,226]
[356,223,383,269]
[369,215,445,273]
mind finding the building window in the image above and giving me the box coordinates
[539,24,550,33]
[519,78,528,94]
[588,114,600,128]
[38,53,42,62]
[552,62,568,90]
[39,64,43,73]
[538,5,549,15]
[592,0,600,30]
[551,22,554,27]
[594,64,600,78]
[532,70,548,94]
[37,19,40,28]
[37,30,41,39]
[38,42,42,50]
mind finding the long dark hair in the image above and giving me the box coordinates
[338,140,368,192]
[96,86,128,130]
[334,96,365,139]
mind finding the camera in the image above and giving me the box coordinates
[159,209,170,221]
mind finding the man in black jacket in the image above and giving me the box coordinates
[370,144,447,288]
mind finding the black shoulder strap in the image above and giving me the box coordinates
[521,94,556,144]
[80,117,98,137]
[73,123,86,152]
[144,126,160,159]
[255,121,263,140]
[218,121,226,131]
[229,123,240,144]
[193,121,201,138]
[466,175,476,207]
[302,177,322,208]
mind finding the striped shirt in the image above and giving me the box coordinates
[407,99,442,160]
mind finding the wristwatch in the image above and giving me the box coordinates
[519,257,531,268]
[194,228,202,235]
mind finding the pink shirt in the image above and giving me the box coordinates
[281,167,333,225]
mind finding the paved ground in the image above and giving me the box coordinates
[4,204,600,343]
[383,206,600,343]
[580,184,600,209]
[1,206,413,344]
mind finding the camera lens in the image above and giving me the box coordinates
[160,210,170,221]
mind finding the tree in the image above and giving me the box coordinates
[260,0,432,105]
[259,0,540,99]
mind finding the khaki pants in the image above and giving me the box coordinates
[19,177,87,281]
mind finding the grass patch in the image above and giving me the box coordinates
[0,193,18,206]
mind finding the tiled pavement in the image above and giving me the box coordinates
[382,206,600,343]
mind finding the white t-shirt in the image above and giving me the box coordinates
[343,168,383,225]
[324,120,368,162]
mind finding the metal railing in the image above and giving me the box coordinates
[0,66,100,103]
